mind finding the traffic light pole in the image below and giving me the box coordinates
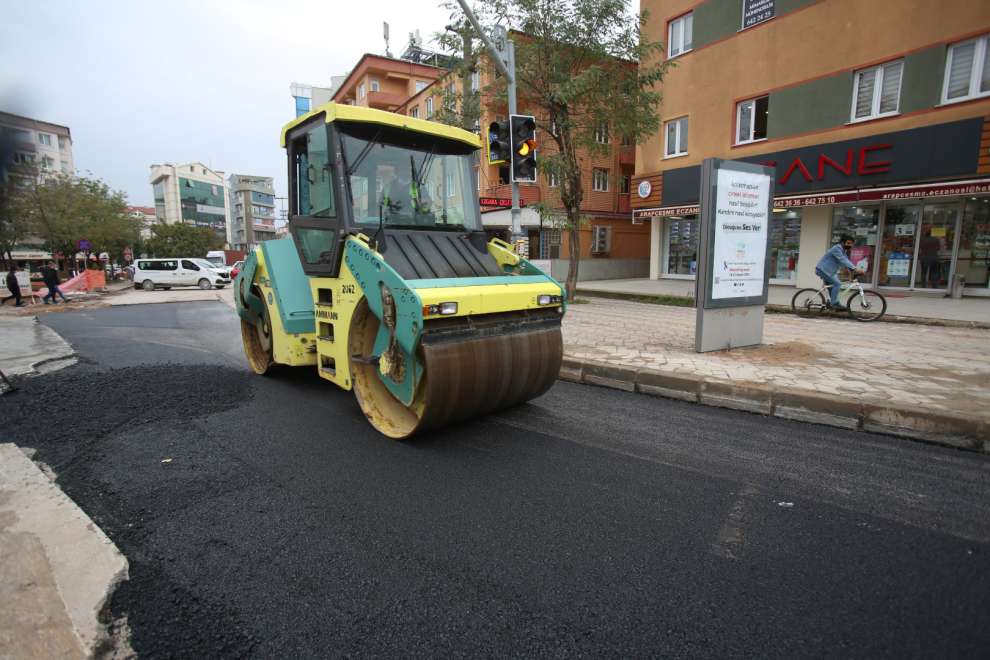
[454,0,523,242]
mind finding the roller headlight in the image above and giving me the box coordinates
[537,294,562,305]
[423,302,458,316]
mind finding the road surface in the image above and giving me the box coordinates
[3,301,988,658]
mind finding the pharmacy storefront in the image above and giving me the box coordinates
[634,118,990,296]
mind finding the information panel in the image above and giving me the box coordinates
[710,168,771,300]
[742,0,775,29]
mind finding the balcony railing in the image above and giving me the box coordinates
[619,145,635,166]
[366,90,408,110]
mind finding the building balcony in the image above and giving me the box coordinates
[617,193,631,214]
[366,90,408,110]
[483,183,541,206]
[619,145,635,166]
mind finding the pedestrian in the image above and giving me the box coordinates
[41,261,69,304]
[1,264,26,307]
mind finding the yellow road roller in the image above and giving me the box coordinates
[234,102,565,438]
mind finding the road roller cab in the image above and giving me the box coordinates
[235,102,565,438]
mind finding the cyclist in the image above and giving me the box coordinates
[815,234,865,310]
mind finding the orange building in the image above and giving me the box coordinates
[633,0,990,296]
[397,55,648,280]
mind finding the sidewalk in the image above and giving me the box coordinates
[561,297,990,451]
[0,317,76,378]
[0,444,128,658]
[578,277,990,326]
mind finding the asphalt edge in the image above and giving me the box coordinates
[575,289,990,330]
[0,443,129,658]
[558,358,989,453]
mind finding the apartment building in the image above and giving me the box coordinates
[149,162,231,245]
[227,174,277,250]
[127,206,156,240]
[633,0,990,296]
[0,111,74,180]
[331,53,446,112]
[398,56,646,279]
[0,112,75,265]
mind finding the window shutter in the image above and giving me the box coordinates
[946,41,975,99]
[854,69,876,118]
[879,61,902,114]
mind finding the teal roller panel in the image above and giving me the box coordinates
[344,238,424,406]
[234,251,265,322]
[260,238,315,335]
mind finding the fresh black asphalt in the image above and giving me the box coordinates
[3,301,989,658]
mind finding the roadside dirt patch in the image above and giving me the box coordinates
[718,340,834,366]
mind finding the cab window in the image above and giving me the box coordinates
[181,260,200,271]
[292,125,334,217]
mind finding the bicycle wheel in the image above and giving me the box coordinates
[848,290,887,322]
[792,288,827,317]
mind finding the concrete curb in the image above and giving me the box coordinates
[576,289,990,330]
[560,359,989,453]
[0,443,128,658]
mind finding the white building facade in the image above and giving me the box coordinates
[227,174,277,251]
[149,162,231,246]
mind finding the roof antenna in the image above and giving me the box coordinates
[383,22,391,57]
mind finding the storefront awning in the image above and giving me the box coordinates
[632,177,990,219]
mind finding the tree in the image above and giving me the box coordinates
[466,0,668,299]
[432,2,494,132]
[11,170,138,270]
[0,170,33,267]
[145,222,222,258]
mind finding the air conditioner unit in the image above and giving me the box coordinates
[591,226,611,255]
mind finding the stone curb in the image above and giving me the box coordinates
[560,359,989,453]
[0,443,129,658]
[576,289,990,330]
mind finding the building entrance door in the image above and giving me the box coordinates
[878,204,920,288]
[915,203,959,290]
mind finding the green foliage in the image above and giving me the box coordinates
[6,168,139,267]
[432,2,497,132]
[462,0,668,298]
[145,222,223,258]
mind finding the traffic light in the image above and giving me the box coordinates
[487,120,510,165]
[510,114,537,183]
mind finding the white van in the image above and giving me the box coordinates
[133,258,231,291]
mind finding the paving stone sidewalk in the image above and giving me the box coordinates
[562,297,990,448]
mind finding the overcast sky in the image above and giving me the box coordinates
[0,0,469,207]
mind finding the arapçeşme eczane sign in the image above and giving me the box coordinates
[711,168,771,300]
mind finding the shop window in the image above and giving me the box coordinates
[665,215,698,276]
[831,206,879,282]
[592,168,609,192]
[769,209,802,281]
[668,13,693,59]
[852,60,903,121]
[942,34,990,103]
[736,96,768,144]
[664,117,688,157]
[959,197,990,288]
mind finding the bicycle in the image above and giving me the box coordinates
[791,274,887,322]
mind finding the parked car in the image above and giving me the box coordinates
[230,260,244,280]
[133,258,231,291]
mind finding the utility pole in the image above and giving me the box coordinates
[454,0,523,243]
